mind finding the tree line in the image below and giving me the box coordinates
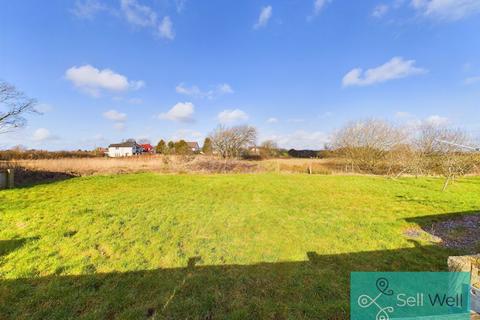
[154,139,212,155]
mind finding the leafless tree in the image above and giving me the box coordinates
[260,140,279,158]
[0,81,37,133]
[415,125,478,190]
[209,125,257,159]
[385,143,419,177]
[332,119,407,173]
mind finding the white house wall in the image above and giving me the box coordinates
[108,147,134,157]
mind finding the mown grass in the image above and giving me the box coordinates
[0,173,479,319]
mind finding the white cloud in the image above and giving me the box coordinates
[175,84,202,97]
[175,83,234,99]
[424,115,449,126]
[130,80,145,90]
[465,76,480,85]
[159,102,195,122]
[33,128,57,142]
[71,0,107,19]
[159,16,175,40]
[103,109,127,131]
[73,0,175,40]
[313,0,332,15]
[411,0,480,20]
[103,110,127,122]
[372,4,389,17]
[217,83,234,94]
[65,65,144,96]
[175,0,187,13]
[120,0,157,27]
[267,117,278,124]
[342,57,427,87]
[265,130,330,150]
[395,112,450,128]
[217,109,249,124]
[254,6,272,29]
[120,0,175,40]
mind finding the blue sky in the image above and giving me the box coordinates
[1,0,480,150]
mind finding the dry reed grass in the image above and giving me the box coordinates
[7,155,476,178]
[261,158,349,174]
[0,155,263,176]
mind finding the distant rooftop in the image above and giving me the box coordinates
[108,141,138,148]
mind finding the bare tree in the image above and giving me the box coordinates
[416,125,478,190]
[260,140,279,158]
[385,143,418,177]
[0,81,37,133]
[332,119,406,173]
[209,125,257,159]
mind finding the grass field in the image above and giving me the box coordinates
[1,173,479,319]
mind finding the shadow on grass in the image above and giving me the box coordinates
[0,237,39,258]
[405,210,480,226]
[12,168,77,188]
[0,243,456,320]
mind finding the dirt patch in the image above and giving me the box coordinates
[423,214,480,251]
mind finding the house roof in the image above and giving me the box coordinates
[186,142,199,148]
[140,144,153,149]
[108,141,138,148]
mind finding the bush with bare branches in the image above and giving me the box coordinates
[415,125,478,189]
[331,119,479,189]
[209,125,257,159]
[332,119,407,173]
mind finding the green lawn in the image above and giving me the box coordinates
[0,173,479,319]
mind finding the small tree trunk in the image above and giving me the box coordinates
[395,168,407,179]
[442,175,451,192]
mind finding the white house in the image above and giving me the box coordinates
[107,141,143,157]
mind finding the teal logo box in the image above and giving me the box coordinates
[351,272,471,320]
